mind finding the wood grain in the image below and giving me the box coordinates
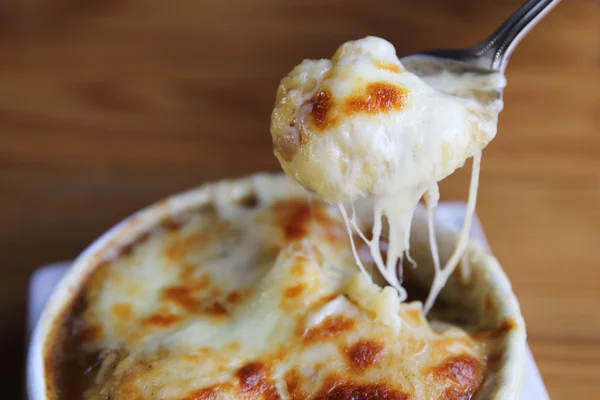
[0,0,598,397]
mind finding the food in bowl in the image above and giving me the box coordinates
[33,175,524,399]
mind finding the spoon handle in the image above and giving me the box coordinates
[473,0,561,71]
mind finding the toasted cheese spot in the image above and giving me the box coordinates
[273,199,312,241]
[284,284,306,299]
[303,315,356,344]
[180,385,219,400]
[315,376,409,400]
[205,302,228,317]
[237,362,266,391]
[272,198,334,242]
[285,368,307,400]
[284,204,311,241]
[111,303,133,320]
[236,362,280,399]
[166,233,205,262]
[345,339,386,370]
[143,313,181,327]
[227,291,242,304]
[344,82,407,115]
[226,288,252,305]
[431,354,482,394]
[179,262,211,289]
[164,286,197,312]
[309,83,407,132]
[311,90,334,130]
[373,60,402,73]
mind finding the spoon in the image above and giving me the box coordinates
[401,0,561,78]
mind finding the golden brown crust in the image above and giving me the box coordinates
[179,385,221,400]
[236,362,280,399]
[302,315,357,344]
[308,82,407,135]
[311,90,334,130]
[429,354,484,399]
[283,283,306,299]
[285,368,307,400]
[314,375,410,400]
[142,313,182,328]
[272,198,335,242]
[344,82,407,115]
[344,339,386,370]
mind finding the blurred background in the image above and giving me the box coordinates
[1,0,598,397]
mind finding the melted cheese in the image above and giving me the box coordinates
[47,36,509,399]
[54,181,487,400]
[270,36,504,310]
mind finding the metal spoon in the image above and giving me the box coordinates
[401,0,561,78]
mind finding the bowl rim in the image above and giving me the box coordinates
[26,173,526,400]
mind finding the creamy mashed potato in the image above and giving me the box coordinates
[271,37,505,308]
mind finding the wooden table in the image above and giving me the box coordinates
[1,0,598,397]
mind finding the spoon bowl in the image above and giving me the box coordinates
[401,0,561,87]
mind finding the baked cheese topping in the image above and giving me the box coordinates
[47,177,488,400]
[46,37,509,399]
[270,37,505,309]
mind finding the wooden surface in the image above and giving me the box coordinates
[1,0,598,397]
